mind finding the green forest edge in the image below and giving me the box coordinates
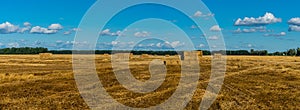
[0,47,299,56]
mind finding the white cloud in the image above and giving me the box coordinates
[7,42,19,48]
[234,12,281,26]
[63,28,81,35]
[199,44,205,48]
[63,31,71,35]
[194,11,203,17]
[100,29,111,35]
[0,22,19,34]
[111,41,119,45]
[18,22,32,33]
[134,31,150,37]
[23,22,31,27]
[100,29,123,36]
[247,44,253,48]
[30,26,58,34]
[72,28,81,32]
[191,25,198,29]
[48,23,63,30]
[55,40,89,49]
[289,25,300,32]
[208,36,219,40]
[193,11,214,17]
[164,41,184,48]
[264,32,286,37]
[242,28,256,33]
[18,27,31,33]
[288,18,300,26]
[233,27,270,33]
[288,18,300,32]
[210,25,222,32]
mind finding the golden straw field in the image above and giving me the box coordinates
[0,55,299,109]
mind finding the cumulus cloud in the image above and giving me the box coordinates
[288,18,300,26]
[234,28,256,33]
[194,11,203,17]
[23,22,31,27]
[210,25,222,32]
[63,31,72,35]
[264,32,286,37]
[0,22,19,34]
[165,41,183,47]
[30,26,58,34]
[288,18,300,32]
[193,11,214,17]
[134,31,150,37]
[55,40,89,49]
[72,28,81,32]
[199,44,205,48]
[208,36,219,40]
[234,12,281,26]
[111,41,119,45]
[63,28,81,35]
[18,27,31,33]
[7,42,19,48]
[48,23,63,30]
[100,29,123,37]
[0,22,64,34]
[233,26,271,33]
[288,25,300,32]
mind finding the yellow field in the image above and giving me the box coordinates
[0,55,299,109]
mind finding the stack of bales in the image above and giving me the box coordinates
[39,53,53,60]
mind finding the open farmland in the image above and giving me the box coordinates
[0,55,299,109]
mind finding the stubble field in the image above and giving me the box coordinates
[0,55,299,109]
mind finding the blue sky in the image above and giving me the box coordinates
[0,0,299,52]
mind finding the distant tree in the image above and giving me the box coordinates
[297,48,300,56]
[287,49,297,56]
[250,49,254,55]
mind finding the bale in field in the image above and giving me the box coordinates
[113,53,129,61]
[213,53,222,59]
[39,53,53,60]
[130,53,134,59]
[182,51,198,61]
[198,51,203,57]
[103,53,110,57]
[140,54,149,58]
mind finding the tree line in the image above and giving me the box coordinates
[0,47,299,56]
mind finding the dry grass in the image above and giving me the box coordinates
[0,55,299,109]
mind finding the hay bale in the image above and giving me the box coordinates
[39,53,53,60]
[213,53,222,59]
[163,60,180,65]
[103,54,110,57]
[102,59,109,61]
[198,51,203,57]
[130,53,134,59]
[182,51,198,61]
[113,53,129,61]
[140,54,149,58]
